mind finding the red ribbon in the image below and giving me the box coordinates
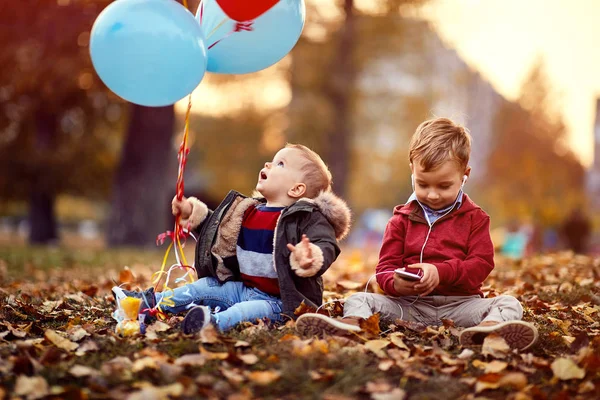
[208,21,255,50]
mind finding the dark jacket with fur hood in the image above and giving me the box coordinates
[181,190,352,318]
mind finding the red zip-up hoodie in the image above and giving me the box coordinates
[376,194,494,297]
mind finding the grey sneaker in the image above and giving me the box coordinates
[296,313,361,337]
[181,305,213,334]
[459,320,539,351]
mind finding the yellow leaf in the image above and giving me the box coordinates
[132,357,158,372]
[69,365,99,377]
[336,280,363,290]
[146,321,171,333]
[485,360,508,374]
[245,370,281,386]
[174,354,206,367]
[238,353,259,365]
[481,334,510,359]
[44,329,78,352]
[119,268,135,284]
[389,333,410,351]
[14,375,49,399]
[378,359,395,371]
[551,358,586,380]
[364,340,390,358]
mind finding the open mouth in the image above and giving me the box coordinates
[260,171,267,180]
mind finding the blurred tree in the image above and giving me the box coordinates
[106,105,175,247]
[0,0,124,244]
[287,0,428,201]
[485,61,586,226]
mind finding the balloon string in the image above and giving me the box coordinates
[206,17,229,39]
[208,21,253,50]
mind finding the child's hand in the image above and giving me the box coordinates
[171,195,193,219]
[287,234,314,269]
[409,263,440,296]
[392,273,421,296]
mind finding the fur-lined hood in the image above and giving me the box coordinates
[250,190,352,241]
[295,191,352,241]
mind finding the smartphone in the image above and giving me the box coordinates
[394,268,422,281]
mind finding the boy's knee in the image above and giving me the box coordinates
[495,295,523,319]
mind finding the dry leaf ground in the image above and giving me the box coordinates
[1,242,599,399]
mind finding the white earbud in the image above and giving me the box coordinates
[462,175,467,185]
[411,174,415,191]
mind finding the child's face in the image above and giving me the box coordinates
[411,159,470,210]
[256,148,306,204]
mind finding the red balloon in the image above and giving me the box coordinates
[215,0,279,22]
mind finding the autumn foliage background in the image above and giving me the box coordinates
[1,0,599,399]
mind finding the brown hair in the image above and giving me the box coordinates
[285,143,332,198]
[409,117,471,171]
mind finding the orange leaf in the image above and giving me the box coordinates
[359,314,381,339]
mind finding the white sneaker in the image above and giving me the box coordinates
[459,320,538,351]
[296,313,361,337]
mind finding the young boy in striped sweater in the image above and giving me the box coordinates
[118,144,351,333]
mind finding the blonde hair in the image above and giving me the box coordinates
[409,117,471,171]
[285,143,332,198]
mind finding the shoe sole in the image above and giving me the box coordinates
[459,320,538,351]
[182,307,210,335]
[296,313,361,338]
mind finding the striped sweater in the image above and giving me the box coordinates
[236,204,284,296]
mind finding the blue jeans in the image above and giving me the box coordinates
[155,277,283,331]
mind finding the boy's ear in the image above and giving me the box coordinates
[288,183,307,199]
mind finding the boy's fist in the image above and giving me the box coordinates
[287,234,314,269]
[410,263,440,296]
[172,195,193,220]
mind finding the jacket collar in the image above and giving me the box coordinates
[394,193,479,224]
[251,190,352,241]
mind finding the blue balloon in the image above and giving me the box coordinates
[198,0,305,74]
[90,0,207,107]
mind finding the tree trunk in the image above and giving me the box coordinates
[28,111,58,244]
[325,0,355,197]
[107,104,176,247]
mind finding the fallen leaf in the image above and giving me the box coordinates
[238,353,259,365]
[75,339,99,356]
[294,301,317,317]
[378,360,395,371]
[174,354,207,367]
[336,280,363,290]
[475,372,527,393]
[67,326,89,342]
[389,333,410,351]
[364,340,390,358]
[14,375,49,399]
[44,329,78,352]
[119,268,135,284]
[221,367,245,384]
[485,360,508,374]
[234,340,251,347]
[365,380,393,393]
[132,357,159,372]
[245,370,281,385]
[199,324,221,344]
[69,365,100,377]
[360,314,381,338]
[146,321,171,334]
[458,349,475,360]
[578,380,595,394]
[481,334,510,359]
[371,388,406,400]
[551,358,586,380]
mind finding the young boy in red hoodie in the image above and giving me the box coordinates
[297,118,538,351]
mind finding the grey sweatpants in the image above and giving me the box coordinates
[344,293,523,328]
